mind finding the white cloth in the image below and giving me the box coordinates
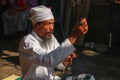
[30,5,54,23]
[65,73,96,80]
[56,62,65,70]
[18,30,76,80]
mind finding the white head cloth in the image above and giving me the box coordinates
[30,5,54,23]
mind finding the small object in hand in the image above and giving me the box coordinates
[71,53,77,58]
[79,22,83,26]
[85,27,88,30]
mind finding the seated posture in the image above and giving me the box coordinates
[2,0,38,35]
[18,5,88,80]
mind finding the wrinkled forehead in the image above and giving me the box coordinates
[36,19,55,26]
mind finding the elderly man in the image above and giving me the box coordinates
[18,5,88,80]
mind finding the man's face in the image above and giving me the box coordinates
[33,19,55,39]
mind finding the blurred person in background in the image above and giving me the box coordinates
[1,0,38,36]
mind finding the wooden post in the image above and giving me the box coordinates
[64,0,73,37]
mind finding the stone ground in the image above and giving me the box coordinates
[0,35,120,80]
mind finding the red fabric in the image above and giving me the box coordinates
[1,0,6,5]
[17,0,25,7]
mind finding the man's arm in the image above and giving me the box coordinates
[62,18,88,70]
[19,38,76,67]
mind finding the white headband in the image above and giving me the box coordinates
[30,5,54,23]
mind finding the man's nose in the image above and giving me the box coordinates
[49,24,54,30]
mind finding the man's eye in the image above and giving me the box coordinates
[44,22,54,25]
[47,22,51,25]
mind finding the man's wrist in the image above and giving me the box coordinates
[68,36,77,44]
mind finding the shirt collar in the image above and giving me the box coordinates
[31,30,44,42]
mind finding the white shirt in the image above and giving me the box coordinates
[18,31,76,80]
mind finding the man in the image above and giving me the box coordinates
[18,5,88,80]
